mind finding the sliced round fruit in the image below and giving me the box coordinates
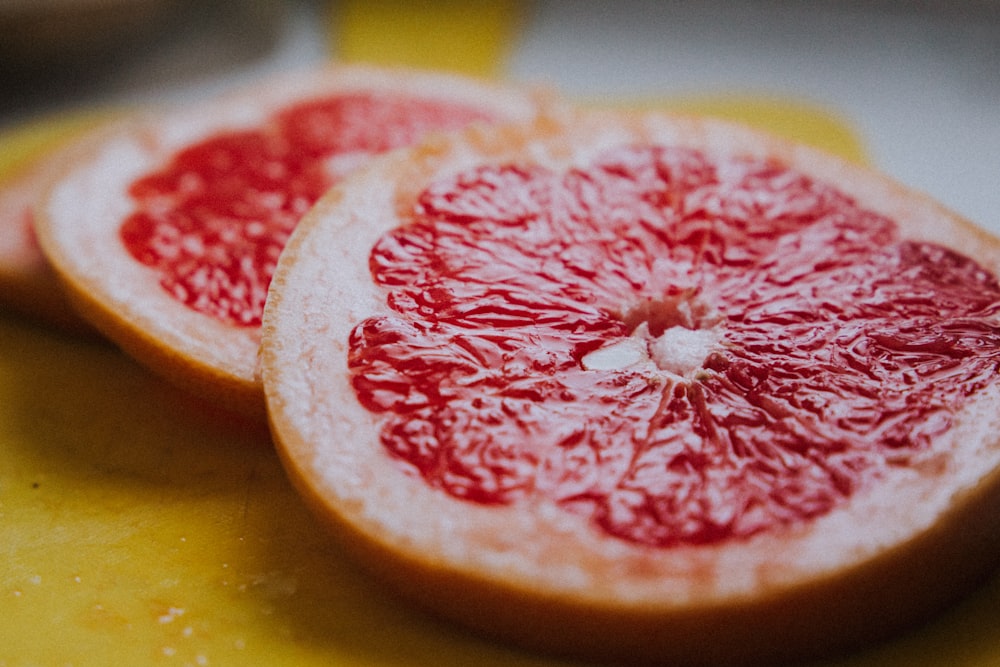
[34,65,545,416]
[0,114,110,334]
[261,109,1000,665]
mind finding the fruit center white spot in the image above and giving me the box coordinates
[581,294,722,377]
[645,323,721,377]
[579,337,648,371]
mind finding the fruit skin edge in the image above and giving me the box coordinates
[286,475,1000,666]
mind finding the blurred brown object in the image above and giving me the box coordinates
[0,0,186,70]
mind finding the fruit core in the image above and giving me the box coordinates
[349,144,1000,548]
[118,93,495,327]
[583,294,723,377]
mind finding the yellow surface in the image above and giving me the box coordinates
[3,4,999,667]
[334,0,523,78]
[649,93,869,165]
[0,111,109,183]
[0,319,564,667]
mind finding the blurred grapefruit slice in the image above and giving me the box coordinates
[261,108,1000,665]
[0,112,109,334]
[34,65,545,416]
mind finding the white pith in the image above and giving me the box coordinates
[582,294,724,378]
[581,321,723,379]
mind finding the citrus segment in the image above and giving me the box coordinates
[262,110,1000,665]
[35,66,545,416]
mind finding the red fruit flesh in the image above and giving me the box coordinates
[348,145,1000,548]
[119,94,493,328]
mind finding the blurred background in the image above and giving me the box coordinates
[1,0,998,230]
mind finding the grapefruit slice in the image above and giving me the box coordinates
[261,109,1000,665]
[0,114,110,334]
[0,146,87,333]
[33,65,545,416]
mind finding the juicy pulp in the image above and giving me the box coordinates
[348,144,1000,548]
[119,94,494,327]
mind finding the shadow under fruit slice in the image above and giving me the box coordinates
[33,65,544,417]
[261,109,1000,665]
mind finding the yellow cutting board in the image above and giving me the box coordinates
[3,3,1000,666]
